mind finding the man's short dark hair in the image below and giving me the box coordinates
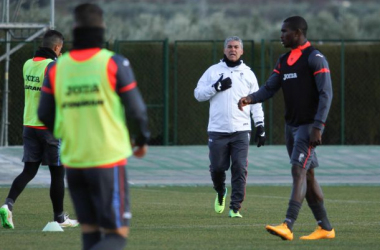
[74,3,104,28]
[284,16,308,36]
[42,30,64,48]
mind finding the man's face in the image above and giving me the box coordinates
[54,42,63,57]
[280,22,297,49]
[224,40,243,62]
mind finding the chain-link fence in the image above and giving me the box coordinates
[0,41,41,146]
[114,40,169,145]
[1,40,379,146]
[173,40,255,145]
[0,40,109,145]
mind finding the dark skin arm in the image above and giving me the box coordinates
[309,128,322,148]
[240,93,323,148]
[240,97,322,147]
[238,95,252,111]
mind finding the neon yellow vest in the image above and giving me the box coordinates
[54,49,132,167]
[23,58,53,126]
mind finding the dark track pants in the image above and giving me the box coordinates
[208,131,250,211]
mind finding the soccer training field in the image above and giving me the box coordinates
[0,186,379,250]
[1,146,379,249]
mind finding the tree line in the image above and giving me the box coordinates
[2,0,380,42]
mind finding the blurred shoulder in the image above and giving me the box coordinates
[111,54,132,68]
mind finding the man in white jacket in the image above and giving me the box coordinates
[194,36,265,218]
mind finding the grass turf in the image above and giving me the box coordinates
[0,186,379,250]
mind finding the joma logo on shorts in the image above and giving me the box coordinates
[283,73,297,81]
[298,153,305,163]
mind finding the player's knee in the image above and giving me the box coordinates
[22,166,39,180]
[49,165,65,180]
[306,169,316,183]
[291,164,306,179]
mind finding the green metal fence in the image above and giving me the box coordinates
[0,41,109,146]
[266,40,380,145]
[1,39,380,146]
[114,40,169,145]
[172,40,255,145]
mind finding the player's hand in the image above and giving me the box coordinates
[213,75,232,92]
[238,96,252,111]
[309,127,322,148]
[133,144,148,158]
[254,125,266,147]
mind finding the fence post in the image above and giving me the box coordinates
[260,39,272,144]
[1,38,11,146]
[212,40,217,63]
[340,40,345,145]
[163,39,169,145]
[173,41,178,145]
[268,40,275,145]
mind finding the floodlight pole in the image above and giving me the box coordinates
[50,0,55,29]
[0,0,10,146]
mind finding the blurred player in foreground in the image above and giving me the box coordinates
[238,16,335,240]
[38,3,150,250]
[0,30,78,229]
[195,36,265,218]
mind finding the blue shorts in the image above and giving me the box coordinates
[285,123,320,170]
[22,126,61,166]
[66,164,131,229]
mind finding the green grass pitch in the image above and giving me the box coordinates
[0,186,379,250]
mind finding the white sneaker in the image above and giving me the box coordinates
[59,214,79,228]
[0,204,14,229]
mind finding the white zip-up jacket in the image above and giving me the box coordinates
[194,60,264,133]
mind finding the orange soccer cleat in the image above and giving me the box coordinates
[300,226,335,240]
[265,223,293,241]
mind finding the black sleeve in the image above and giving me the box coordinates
[112,55,150,146]
[38,62,56,132]
[249,58,282,103]
[308,50,333,129]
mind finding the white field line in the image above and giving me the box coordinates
[1,222,378,233]
[110,222,380,230]
[135,189,380,204]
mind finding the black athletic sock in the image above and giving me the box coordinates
[49,165,65,221]
[4,198,14,211]
[82,231,102,250]
[309,202,332,231]
[284,200,302,231]
[54,212,66,223]
[91,233,127,250]
[7,162,40,204]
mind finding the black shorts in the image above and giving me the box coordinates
[22,126,61,166]
[66,164,131,229]
[285,123,320,170]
